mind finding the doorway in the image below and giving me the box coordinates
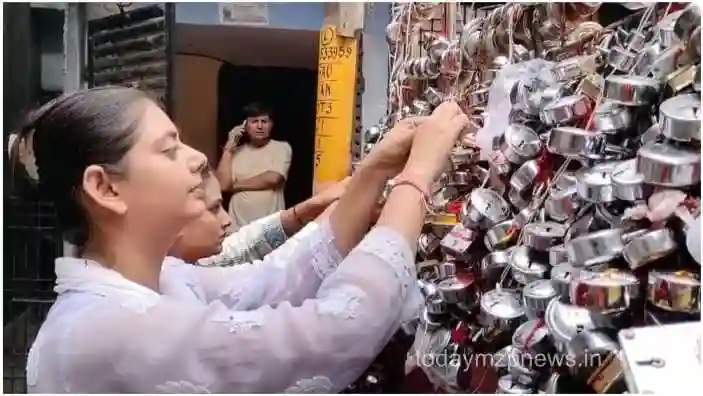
[216,65,317,209]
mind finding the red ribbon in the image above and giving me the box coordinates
[624,83,634,104]
[519,317,546,352]
[505,222,520,237]
[535,149,555,185]
[669,3,685,13]
[583,98,597,130]
[447,199,463,215]
[661,165,670,184]
[456,270,475,284]
[451,321,472,343]
[574,283,590,307]
[654,282,671,306]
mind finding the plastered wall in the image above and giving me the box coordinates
[172,54,222,163]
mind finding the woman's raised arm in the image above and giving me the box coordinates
[197,179,349,267]
[185,121,427,309]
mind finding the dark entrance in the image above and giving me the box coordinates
[216,64,318,209]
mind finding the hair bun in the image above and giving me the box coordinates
[6,145,41,217]
[9,93,73,192]
[7,133,18,159]
[8,127,41,194]
[17,131,40,183]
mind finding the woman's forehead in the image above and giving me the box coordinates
[205,177,222,199]
[134,101,178,143]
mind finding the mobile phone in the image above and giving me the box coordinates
[237,120,249,146]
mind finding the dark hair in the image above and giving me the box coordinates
[12,87,150,246]
[243,102,273,119]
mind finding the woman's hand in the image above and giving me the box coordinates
[280,177,351,233]
[360,117,428,179]
[373,102,468,244]
[399,101,470,190]
[312,177,351,207]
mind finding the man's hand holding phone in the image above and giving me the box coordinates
[224,122,246,152]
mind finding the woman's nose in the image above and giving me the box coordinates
[220,209,233,231]
[185,145,208,174]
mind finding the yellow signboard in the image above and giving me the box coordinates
[313,25,359,193]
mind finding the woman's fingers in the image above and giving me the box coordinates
[426,112,470,150]
[395,116,431,131]
[406,103,469,158]
[404,115,431,125]
[447,112,471,138]
[428,102,470,141]
[432,101,463,119]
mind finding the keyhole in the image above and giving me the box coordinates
[635,358,665,368]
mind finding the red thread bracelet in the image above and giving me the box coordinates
[291,205,304,226]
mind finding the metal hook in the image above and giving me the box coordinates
[116,2,132,15]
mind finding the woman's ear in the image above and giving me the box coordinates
[82,165,128,215]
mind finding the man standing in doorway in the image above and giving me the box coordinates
[216,103,292,227]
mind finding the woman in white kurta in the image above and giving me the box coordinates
[20,87,468,393]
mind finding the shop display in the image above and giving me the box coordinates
[360,2,701,394]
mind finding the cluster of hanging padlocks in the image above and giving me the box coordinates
[357,2,701,393]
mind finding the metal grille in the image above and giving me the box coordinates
[351,34,364,164]
[3,190,62,393]
[3,4,68,392]
[86,3,174,113]
[3,300,53,394]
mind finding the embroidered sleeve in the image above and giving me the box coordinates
[193,220,343,310]
[355,226,417,298]
[354,226,424,323]
[66,227,421,393]
[197,212,287,267]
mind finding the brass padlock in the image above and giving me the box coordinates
[666,64,697,93]
[586,351,627,394]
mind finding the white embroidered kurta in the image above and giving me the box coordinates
[27,222,423,393]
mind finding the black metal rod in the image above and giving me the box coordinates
[165,3,175,116]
